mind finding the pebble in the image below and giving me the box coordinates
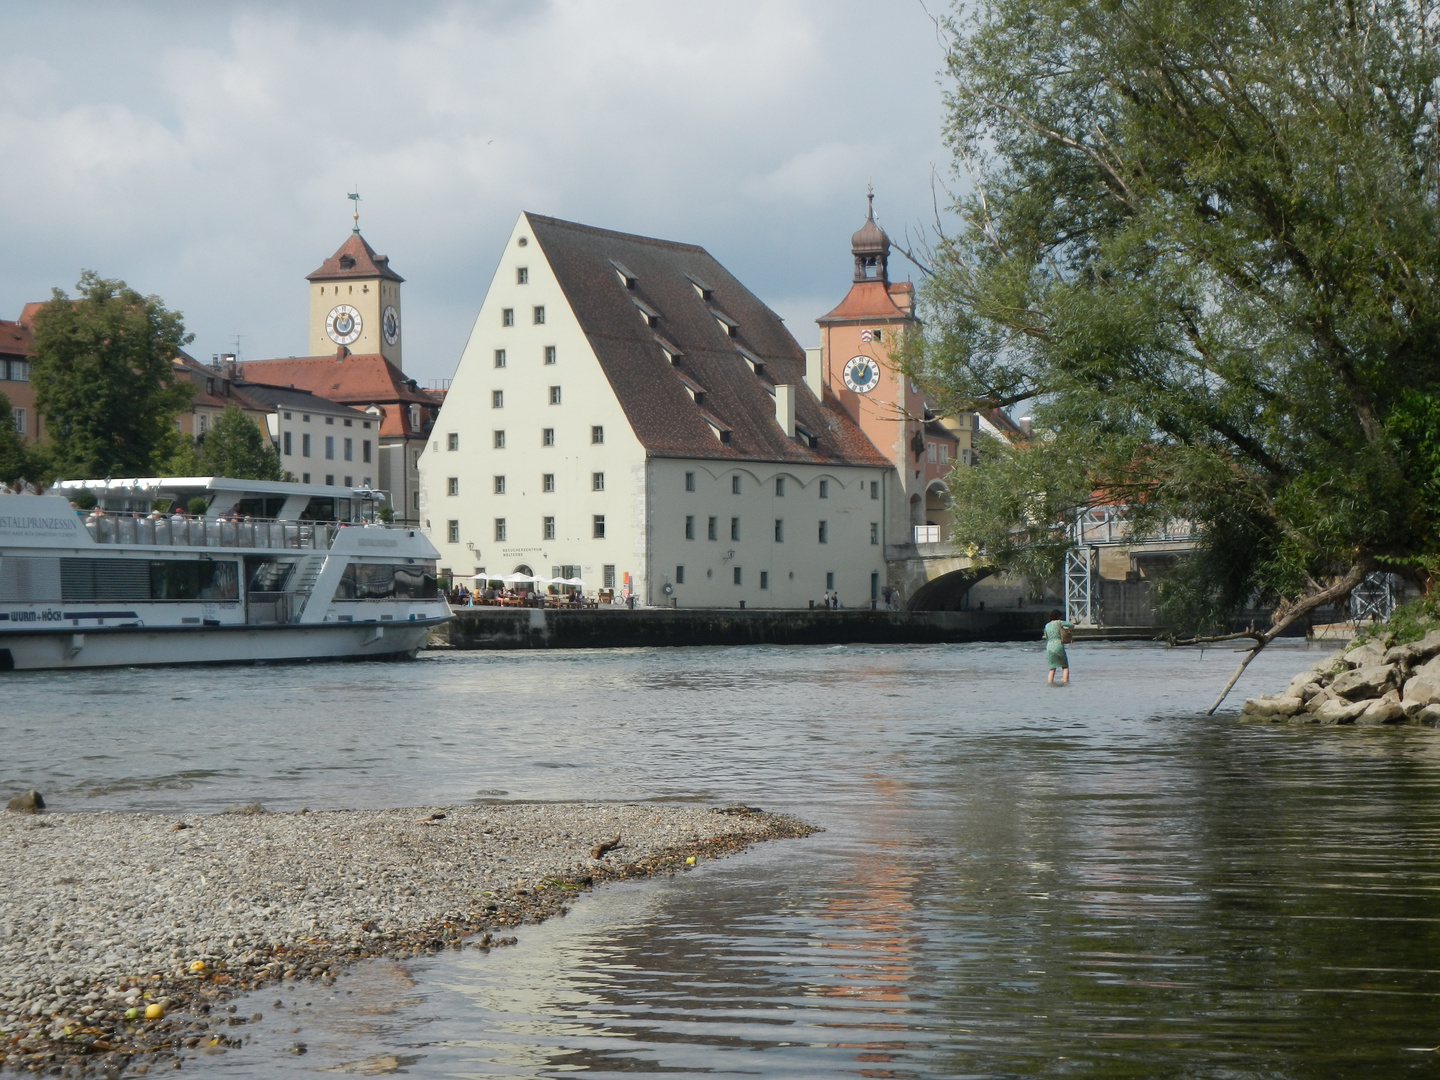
[0,802,812,1074]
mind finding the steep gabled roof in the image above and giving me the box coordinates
[306,233,404,283]
[817,280,911,324]
[526,213,889,469]
[237,353,439,439]
[0,317,34,359]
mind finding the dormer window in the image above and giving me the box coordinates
[700,413,732,445]
[686,273,714,301]
[712,309,739,338]
[339,255,356,270]
[795,423,819,449]
[633,298,660,328]
[656,336,683,365]
[610,260,637,290]
[736,346,765,378]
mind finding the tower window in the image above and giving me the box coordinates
[516,267,528,284]
[502,308,514,326]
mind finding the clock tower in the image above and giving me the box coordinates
[306,229,405,369]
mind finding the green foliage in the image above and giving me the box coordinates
[31,271,194,478]
[921,0,1440,635]
[186,497,209,516]
[377,505,395,524]
[1354,596,1440,648]
[196,404,282,481]
[70,489,96,511]
[0,390,32,486]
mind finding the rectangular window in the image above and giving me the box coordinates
[775,477,785,496]
[447,477,458,496]
[870,521,879,545]
[733,566,742,585]
[939,445,949,464]
[448,520,459,543]
[493,430,505,449]
[543,473,555,492]
[544,345,556,365]
[603,565,616,589]
[516,267,528,284]
[592,472,605,492]
[819,479,829,498]
[344,418,353,427]
[730,516,740,541]
[494,518,506,542]
[707,516,717,541]
[760,570,769,590]
[731,475,741,494]
[325,474,334,485]
[325,435,335,460]
[448,432,459,451]
[826,571,835,591]
[10,406,24,434]
[818,520,828,543]
[592,515,605,539]
[283,431,292,455]
[926,442,937,463]
[774,519,784,542]
[494,475,506,495]
[494,348,507,368]
[534,305,546,324]
[502,308,514,326]
[543,516,555,540]
[302,472,311,484]
[676,565,685,584]
[549,386,561,405]
[542,427,555,446]
[344,437,353,461]
[344,476,352,487]
[283,411,292,420]
[685,471,695,492]
[363,439,372,463]
[871,480,879,499]
[685,515,695,540]
[492,390,504,409]
[302,413,311,422]
[591,425,604,444]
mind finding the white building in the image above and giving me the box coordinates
[420,212,894,607]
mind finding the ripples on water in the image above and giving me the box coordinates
[6,641,1440,1078]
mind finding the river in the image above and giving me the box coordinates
[5,640,1440,1078]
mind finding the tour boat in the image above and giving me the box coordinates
[0,476,451,671]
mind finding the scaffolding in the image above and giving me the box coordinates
[1349,572,1400,624]
[1064,546,1097,626]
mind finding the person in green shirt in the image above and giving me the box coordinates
[1043,609,1074,685]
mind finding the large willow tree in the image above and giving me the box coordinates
[919,0,1440,703]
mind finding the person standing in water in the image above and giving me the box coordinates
[1043,608,1074,685]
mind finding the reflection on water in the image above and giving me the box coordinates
[7,641,1440,1077]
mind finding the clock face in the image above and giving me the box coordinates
[382,305,400,346]
[326,304,362,346]
[842,355,880,394]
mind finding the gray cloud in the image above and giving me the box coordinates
[0,0,956,385]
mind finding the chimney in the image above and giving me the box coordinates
[775,384,796,438]
[803,348,824,397]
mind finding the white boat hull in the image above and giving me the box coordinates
[0,619,445,672]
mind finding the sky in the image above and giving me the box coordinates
[0,1,961,388]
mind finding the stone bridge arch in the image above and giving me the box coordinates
[907,565,993,610]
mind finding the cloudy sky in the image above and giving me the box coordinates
[0,1,960,387]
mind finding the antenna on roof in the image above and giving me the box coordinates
[866,180,875,219]
[348,188,361,234]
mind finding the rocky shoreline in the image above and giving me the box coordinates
[0,802,815,1075]
[1243,628,1440,725]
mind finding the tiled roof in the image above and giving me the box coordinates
[526,213,890,469]
[238,382,373,418]
[0,317,34,358]
[817,280,911,324]
[306,233,404,283]
[237,352,439,439]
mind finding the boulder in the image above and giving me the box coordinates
[5,790,44,813]
[1418,704,1440,727]
[1343,640,1386,668]
[1402,671,1440,706]
[222,802,267,816]
[1243,695,1306,719]
[1401,698,1428,719]
[1330,664,1398,701]
[1286,672,1325,700]
[1312,698,1369,725]
[1306,686,1341,713]
[1357,690,1406,726]
[1383,629,1440,668]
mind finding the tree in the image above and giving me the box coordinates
[917,0,1440,707]
[197,404,283,481]
[0,390,32,486]
[31,271,194,478]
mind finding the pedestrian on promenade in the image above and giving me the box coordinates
[1043,608,1074,685]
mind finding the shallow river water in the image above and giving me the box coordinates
[6,640,1440,1078]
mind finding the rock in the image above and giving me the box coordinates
[1402,672,1440,706]
[1286,672,1325,700]
[1330,664,1398,701]
[222,802,266,816]
[1383,629,1440,668]
[1400,698,1427,719]
[5,791,44,814]
[1357,691,1406,725]
[1417,704,1440,726]
[1243,695,1306,719]
[1312,698,1369,725]
[1343,640,1387,668]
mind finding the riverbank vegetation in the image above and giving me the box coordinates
[912,0,1440,702]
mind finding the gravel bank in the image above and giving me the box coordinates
[0,803,815,1075]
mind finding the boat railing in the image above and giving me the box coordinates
[79,512,385,551]
[246,591,293,624]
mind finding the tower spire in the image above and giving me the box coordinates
[851,188,890,284]
[348,189,361,234]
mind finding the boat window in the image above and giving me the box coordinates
[147,560,240,601]
[234,496,287,519]
[57,558,239,602]
[299,497,337,521]
[246,558,295,592]
[333,563,439,601]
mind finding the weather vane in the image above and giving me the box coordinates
[348,189,361,234]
